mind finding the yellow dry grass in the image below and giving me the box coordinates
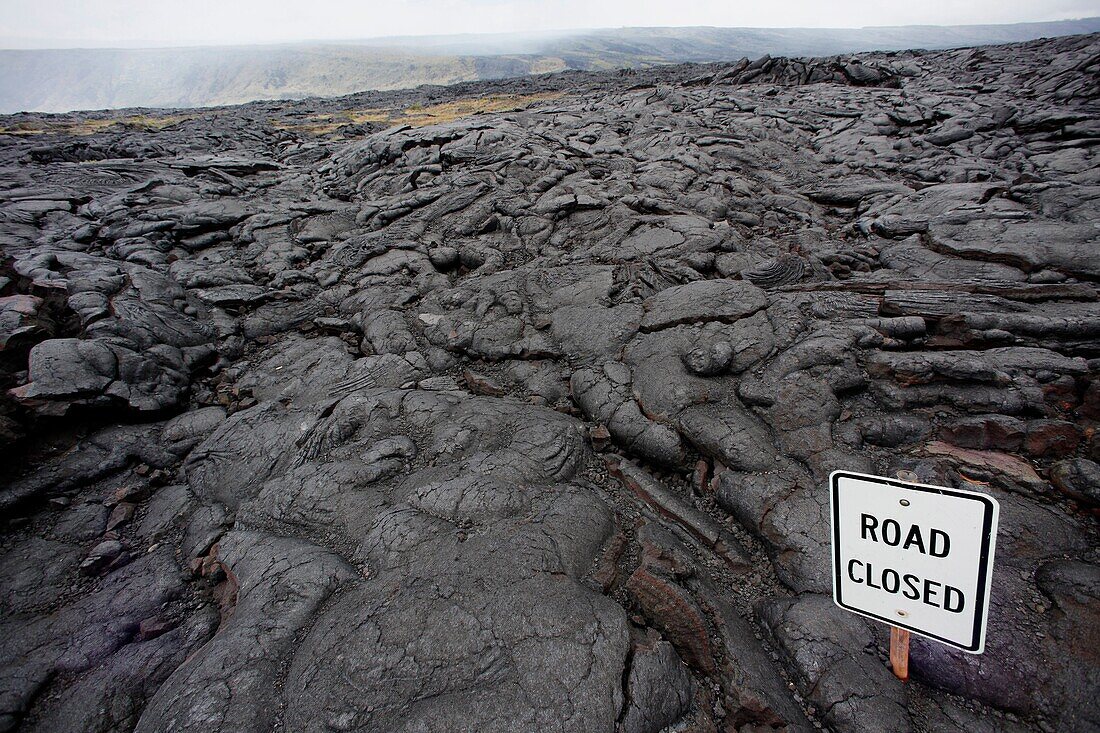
[0,113,192,136]
[274,92,565,137]
[2,92,564,139]
[399,92,564,126]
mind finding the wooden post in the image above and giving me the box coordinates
[890,469,916,681]
[890,626,910,681]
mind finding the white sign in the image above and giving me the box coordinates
[830,470,1000,653]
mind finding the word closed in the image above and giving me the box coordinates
[830,471,999,653]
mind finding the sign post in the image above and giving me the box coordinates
[830,470,1000,675]
[888,469,917,681]
[889,626,910,681]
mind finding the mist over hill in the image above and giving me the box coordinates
[2,17,1099,113]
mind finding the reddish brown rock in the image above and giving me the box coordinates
[1024,420,1082,458]
[136,616,178,641]
[922,441,1045,491]
[1080,381,1100,420]
[589,424,612,451]
[626,564,716,676]
[692,459,710,492]
[105,502,136,531]
[109,484,150,505]
[940,415,1025,451]
[590,528,627,592]
[462,369,506,396]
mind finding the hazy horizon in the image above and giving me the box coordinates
[3,15,1099,114]
[2,17,1099,52]
[2,0,1099,49]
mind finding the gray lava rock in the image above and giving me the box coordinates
[640,279,767,332]
[1,31,1098,733]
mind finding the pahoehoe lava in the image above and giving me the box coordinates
[0,33,1098,733]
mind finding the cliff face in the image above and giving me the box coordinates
[0,33,1098,733]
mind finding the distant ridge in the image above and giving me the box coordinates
[2,18,1098,113]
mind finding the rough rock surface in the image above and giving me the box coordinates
[1,34,1098,732]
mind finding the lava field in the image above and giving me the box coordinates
[0,32,1098,733]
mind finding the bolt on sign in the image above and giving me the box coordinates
[830,470,1000,654]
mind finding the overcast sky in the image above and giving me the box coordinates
[2,0,1098,48]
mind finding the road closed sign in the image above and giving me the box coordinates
[830,470,1000,654]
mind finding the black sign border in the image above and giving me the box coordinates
[831,470,998,653]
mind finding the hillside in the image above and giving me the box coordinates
[1,17,1099,112]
